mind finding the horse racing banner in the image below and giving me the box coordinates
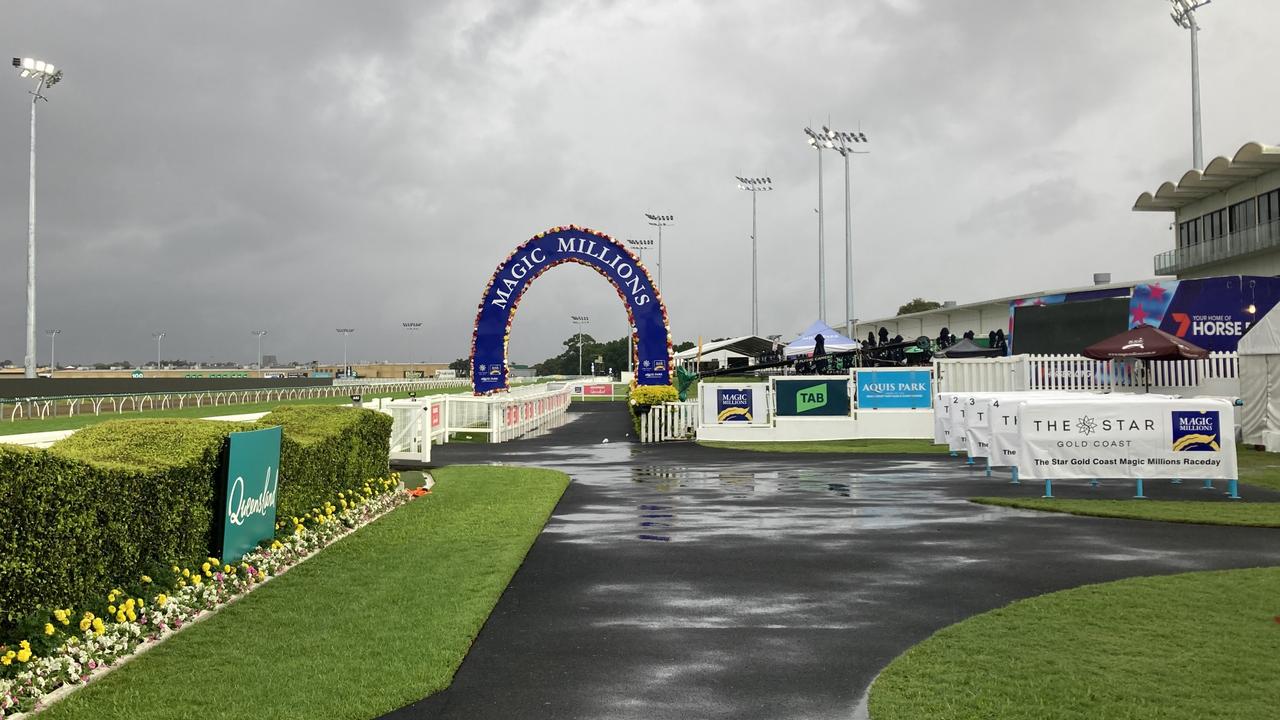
[1015,397,1237,480]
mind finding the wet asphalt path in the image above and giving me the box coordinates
[385,404,1280,720]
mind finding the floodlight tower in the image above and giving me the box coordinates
[12,58,63,378]
[45,329,59,372]
[1170,0,1210,169]
[644,213,674,292]
[804,127,833,322]
[822,126,870,340]
[153,332,165,369]
[252,330,268,369]
[336,328,355,371]
[571,315,590,376]
[736,176,773,335]
[401,322,422,362]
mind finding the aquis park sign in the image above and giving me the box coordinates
[470,226,673,394]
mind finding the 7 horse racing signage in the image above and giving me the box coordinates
[471,226,673,394]
[216,426,281,563]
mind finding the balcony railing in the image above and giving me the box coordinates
[1154,219,1280,275]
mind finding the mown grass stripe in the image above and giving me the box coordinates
[36,465,569,720]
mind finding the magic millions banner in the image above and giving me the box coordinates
[1015,398,1237,480]
[472,226,672,394]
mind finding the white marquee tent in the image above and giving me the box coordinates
[1239,306,1280,449]
[784,320,860,358]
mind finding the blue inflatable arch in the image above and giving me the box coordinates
[471,226,673,395]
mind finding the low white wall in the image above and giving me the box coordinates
[696,410,933,442]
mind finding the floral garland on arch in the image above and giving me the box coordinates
[0,474,414,718]
[469,225,673,396]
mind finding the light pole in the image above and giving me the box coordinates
[45,329,59,372]
[252,330,268,369]
[401,322,422,363]
[805,127,832,322]
[12,58,63,378]
[822,126,870,339]
[153,332,165,369]
[644,213,673,293]
[1170,0,1209,169]
[336,328,355,372]
[571,315,590,376]
[736,176,772,335]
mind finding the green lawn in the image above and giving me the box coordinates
[37,465,570,720]
[699,438,950,454]
[869,566,1280,720]
[1240,447,1280,492]
[970,497,1280,528]
[0,387,460,436]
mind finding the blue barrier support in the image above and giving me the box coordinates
[1202,479,1214,490]
[1134,478,1147,499]
[1228,479,1240,500]
[1042,478,1053,498]
[1011,466,1021,485]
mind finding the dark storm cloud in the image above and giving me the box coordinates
[0,1,1276,367]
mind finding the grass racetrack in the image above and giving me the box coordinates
[36,465,570,720]
[868,567,1280,720]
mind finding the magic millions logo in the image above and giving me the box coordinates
[716,388,752,422]
[1171,411,1220,452]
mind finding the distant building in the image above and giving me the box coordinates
[1133,141,1280,278]
[262,354,278,368]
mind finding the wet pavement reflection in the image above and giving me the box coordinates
[388,407,1280,720]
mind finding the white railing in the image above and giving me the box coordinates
[387,396,450,463]
[935,353,1239,395]
[388,384,575,458]
[638,401,699,442]
[934,356,1029,393]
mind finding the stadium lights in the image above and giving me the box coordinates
[571,316,590,376]
[822,126,871,340]
[644,213,674,292]
[736,176,773,335]
[1168,0,1210,168]
[252,330,268,369]
[336,328,355,371]
[45,329,59,372]
[153,332,165,369]
[13,57,64,378]
[804,127,832,322]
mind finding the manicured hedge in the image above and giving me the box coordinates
[258,406,391,521]
[1,420,239,629]
[0,408,391,636]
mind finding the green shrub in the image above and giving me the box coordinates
[0,420,239,630]
[259,406,391,520]
[627,384,680,433]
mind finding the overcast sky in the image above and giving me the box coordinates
[1,0,1278,367]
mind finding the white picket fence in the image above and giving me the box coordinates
[638,401,699,442]
[935,352,1239,394]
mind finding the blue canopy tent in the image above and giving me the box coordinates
[783,320,860,357]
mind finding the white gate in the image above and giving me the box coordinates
[638,401,698,442]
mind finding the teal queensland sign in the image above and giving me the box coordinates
[775,378,851,417]
[217,426,281,563]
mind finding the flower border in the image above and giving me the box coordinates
[0,474,418,718]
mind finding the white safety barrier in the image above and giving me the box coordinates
[639,401,699,442]
[932,389,1242,497]
[387,385,574,460]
